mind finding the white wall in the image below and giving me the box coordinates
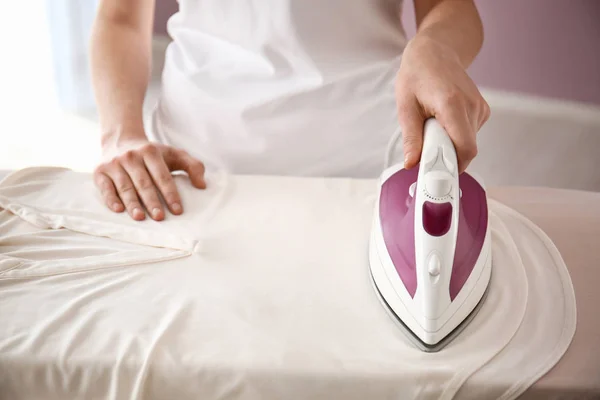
[473,91,600,191]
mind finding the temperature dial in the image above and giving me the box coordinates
[424,173,452,198]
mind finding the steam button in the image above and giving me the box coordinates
[428,254,441,276]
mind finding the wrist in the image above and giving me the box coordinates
[405,33,463,67]
[100,124,147,150]
[410,23,481,68]
[408,32,453,54]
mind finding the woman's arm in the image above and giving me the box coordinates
[90,0,206,222]
[90,0,155,147]
[396,0,490,173]
[412,0,483,68]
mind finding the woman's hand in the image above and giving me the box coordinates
[91,0,207,222]
[94,138,207,221]
[395,35,490,173]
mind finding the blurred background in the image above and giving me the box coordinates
[0,1,599,188]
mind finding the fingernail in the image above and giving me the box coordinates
[404,152,412,165]
[133,208,143,218]
[172,203,182,213]
[113,203,121,211]
[152,208,161,218]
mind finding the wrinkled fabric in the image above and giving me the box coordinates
[0,167,576,400]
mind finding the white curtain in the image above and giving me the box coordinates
[45,0,99,114]
[0,1,102,172]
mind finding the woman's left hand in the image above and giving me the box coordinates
[395,35,491,173]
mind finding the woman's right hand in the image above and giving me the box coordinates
[94,138,207,221]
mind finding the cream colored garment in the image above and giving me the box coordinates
[0,167,575,400]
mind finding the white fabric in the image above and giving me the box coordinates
[151,0,407,178]
[0,167,576,400]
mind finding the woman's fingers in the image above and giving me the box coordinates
[94,141,207,221]
[94,170,124,213]
[119,150,165,221]
[165,149,206,189]
[396,95,426,169]
[436,95,478,173]
[105,162,146,221]
[142,145,184,215]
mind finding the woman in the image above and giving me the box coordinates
[90,0,490,221]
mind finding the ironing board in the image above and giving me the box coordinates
[488,186,600,399]
[0,169,597,398]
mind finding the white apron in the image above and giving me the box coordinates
[150,0,408,178]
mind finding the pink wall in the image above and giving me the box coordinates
[154,0,600,105]
[153,0,177,35]
[402,0,600,105]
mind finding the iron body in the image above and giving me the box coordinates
[369,118,492,352]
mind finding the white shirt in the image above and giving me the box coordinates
[150,0,408,178]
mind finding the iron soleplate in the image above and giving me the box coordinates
[368,265,492,353]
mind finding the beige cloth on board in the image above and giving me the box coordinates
[0,167,576,400]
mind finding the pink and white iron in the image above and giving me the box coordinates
[369,118,492,352]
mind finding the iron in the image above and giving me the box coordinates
[369,118,492,352]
